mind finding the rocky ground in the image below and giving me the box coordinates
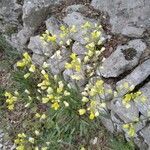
[0,0,150,149]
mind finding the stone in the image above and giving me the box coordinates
[65,4,89,14]
[32,53,45,66]
[100,116,115,133]
[111,111,123,133]
[46,16,70,46]
[91,0,150,36]
[63,68,86,89]
[122,26,145,37]
[140,125,150,147]
[72,41,87,60]
[111,98,139,123]
[28,35,58,56]
[0,0,22,34]
[134,82,150,117]
[47,48,70,75]
[96,39,147,78]
[89,76,113,101]
[134,137,148,150]
[17,27,33,45]
[63,12,98,45]
[18,0,63,44]
[116,59,150,96]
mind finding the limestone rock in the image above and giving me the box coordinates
[63,69,86,89]
[91,0,150,36]
[122,26,145,37]
[111,98,139,123]
[96,39,146,78]
[28,35,58,56]
[134,82,150,117]
[116,59,150,96]
[18,0,63,44]
[72,41,87,60]
[63,12,98,45]
[32,53,45,66]
[46,16,70,46]
[0,0,22,33]
[47,48,70,75]
[89,76,113,101]
[100,116,115,133]
[65,4,89,14]
[140,125,150,148]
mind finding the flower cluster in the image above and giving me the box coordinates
[79,79,108,120]
[4,91,18,110]
[122,123,135,137]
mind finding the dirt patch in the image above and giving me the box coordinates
[103,35,128,58]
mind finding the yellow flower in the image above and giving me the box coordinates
[64,90,70,96]
[41,114,47,119]
[122,124,129,129]
[91,30,101,39]
[47,35,56,42]
[65,63,72,69]
[60,25,66,31]
[70,25,77,33]
[82,22,91,29]
[41,147,48,150]
[24,73,30,79]
[16,61,26,67]
[42,62,49,68]
[23,52,31,61]
[89,112,95,120]
[42,97,49,103]
[16,145,25,150]
[35,130,40,136]
[29,64,36,72]
[8,104,14,110]
[123,82,129,89]
[35,113,41,118]
[63,101,69,107]
[51,102,60,110]
[79,109,86,115]
[82,97,89,102]
[47,87,53,94]
[29,137,35,144]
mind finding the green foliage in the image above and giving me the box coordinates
[0,34,20,70]
[110,136,135,150]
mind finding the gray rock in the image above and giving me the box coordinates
[17,27,33,45]
[72,41,87,60]
[18,0,63,44]
[28,35,58,56]
[134,137,148,150]
[0,0,22,33]
[111,111,123,133]
[96,39,146,78]
[111,98,139,123]
[65,4,89,14]
[91,0,150,36]
[32,53,45,66]
[63,12,98,45]
[116,59,150,96]
[101,116,115,133]
[134,82,150,117]
[140,125,150,147]
[63,69,86,89]
[46,16,70,46]
[89,76,113,101]
[47,48,70,75]
[122,26,145,37]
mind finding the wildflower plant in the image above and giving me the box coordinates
[2,20,149,150]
